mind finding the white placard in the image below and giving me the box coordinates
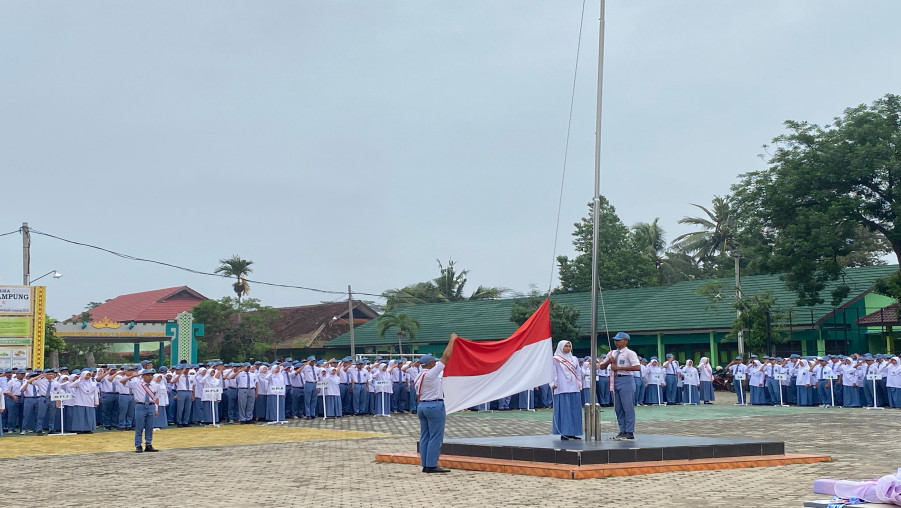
[823,373,838,380]
[866,373,883,381]
[316,381,329,389]
[373,379,391,388]
[773,373,787,381]
[683,372,697,382]
[733,372,746,381]
[50,392,72,401]
[203,387,222,395]
[270,385,285,394]
[0,287,33,315]
[649,373,664,384]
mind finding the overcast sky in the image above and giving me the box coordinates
[2,1,899,319]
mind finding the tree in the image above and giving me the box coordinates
[44,315,65,368]
[214,255,254,304]
[510,289,581,346]
[381,259,507,311]
[191,297,280,362]
[695,281,787,355]
[732,94,901,304]
[375,312,421,355]
[671,196,739,274]
[556,196,657,292]
[632,218,702,284]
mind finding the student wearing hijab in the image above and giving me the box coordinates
[795,358,813,406]
[681,359,700,405]
[841,357,861,408]
[748,357,768,405]
[698,357,715,404]
[886,357,901,408]
[551,340,583,440]
[644,358,664,405]
[662,354,680,405]
[599,332,640,440]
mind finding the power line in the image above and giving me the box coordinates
[27,228,381,297]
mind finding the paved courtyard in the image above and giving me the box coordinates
[3,401,899,507]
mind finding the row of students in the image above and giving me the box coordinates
[726,353,901,408]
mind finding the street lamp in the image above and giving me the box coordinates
[29,270,62,285]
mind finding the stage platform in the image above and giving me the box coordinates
[375,433,832,479]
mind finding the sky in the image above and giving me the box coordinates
[2,1,900,320]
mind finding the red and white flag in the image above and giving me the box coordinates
[443,299,554,414]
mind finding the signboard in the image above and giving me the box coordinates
[270,385,286,394]
[0,317,32,337]
[0,286,33,315]
[823,373,838,380]
[649,373,664,384]
[51,392,73,401]
[866,373,883,381]
[373,379,391,388]
[773,373,787,381]
[733,372,746,381]
[203,387,223,396]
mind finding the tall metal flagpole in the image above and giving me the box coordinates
[587,0,606,442]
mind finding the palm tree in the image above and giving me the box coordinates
[381,259,507,310]
[375,312,421,356]
[633,219,701,285]
[215,255,254,304]
[672,196,737,265]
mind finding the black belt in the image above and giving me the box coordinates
[239,387,253,390]
[136,402,155,405]
[103,392,116,394]
[421,399,443,402]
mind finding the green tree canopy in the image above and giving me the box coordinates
[732,94,901,304]
[632,218,702,285]
[382,259,506,311]
[556,196,657,292]
[191,296,280,362]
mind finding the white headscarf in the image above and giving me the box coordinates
[553,341,579,382]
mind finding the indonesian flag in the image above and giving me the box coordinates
[442,299,553,414]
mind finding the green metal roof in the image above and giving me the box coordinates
[327,264,899,348]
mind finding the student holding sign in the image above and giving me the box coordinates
[698,357,715,404]
[681,360,699,405]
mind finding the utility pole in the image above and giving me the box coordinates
[348,285,356,359]
[734,249,744,356]
[22,222,30,285]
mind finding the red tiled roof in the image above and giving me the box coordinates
[856,303,901,326]
[70,286,207,323]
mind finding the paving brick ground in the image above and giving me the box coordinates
[3,401,899,507]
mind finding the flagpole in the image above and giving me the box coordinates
[587,0,606,442]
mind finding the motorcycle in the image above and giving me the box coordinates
[713,367,734,392]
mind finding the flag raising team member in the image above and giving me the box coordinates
[599,332,640,440]
[551,340,583,440]
[413,334,457,474]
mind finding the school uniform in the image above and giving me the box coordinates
[254,370,270,421]
[729,363,748,404]
[152,376,169,428]
[200,373,222,424]
[764,363,780,404]
[223,369,238,422]
[126,376,163,450]
[234,370,255,423]
[681,365,700,405]
[663,360,680,404]
[289,369,305,418]
[608,346,640,435]
[644,362,664,404]
[841,363,862,407]
[698,360,715,403]
[98,375,118,430]
[372,368,392,416]
[173,370,193,426]
[551,349,583,438]
[405,366,420,412]
[885,360,901,408]
[339,366,353,415]
[861,361,880,407]
[4,377,25,432]
[70,375,99,432]
[596,367,611,406]
[349,366,370,415]
[748,362,767,405]
[635,364,647,406]
[300,364,318,418]
[390,365,404,413]
[321,372,342,418]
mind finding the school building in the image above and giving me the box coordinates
[326,265,901,367]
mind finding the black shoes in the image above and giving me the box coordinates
[144,445,159,452]
[135,447,143,453]
[612,432,635,440]
[560,435,582,441]
[422,467,450,473]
